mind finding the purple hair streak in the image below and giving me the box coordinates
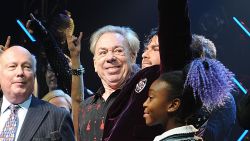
[184,58,235,111]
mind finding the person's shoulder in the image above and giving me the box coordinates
[32,96,69,115]
[140,65,160,73]
[220,93,236,109]
[209,93,236,113]
[132,65,160,80]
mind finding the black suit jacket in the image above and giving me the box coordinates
[0,96,75,141]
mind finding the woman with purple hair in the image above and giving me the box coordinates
[143,57,235,141]
[187,35,237,141]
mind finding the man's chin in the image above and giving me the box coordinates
[7,93,31,104]
[142,64,151,69]
[106,69,121,75]
[106,79,125,88]
[11,87,32,94]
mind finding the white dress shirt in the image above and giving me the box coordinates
[0,95,31,141]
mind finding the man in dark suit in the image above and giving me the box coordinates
[0,46,75,141]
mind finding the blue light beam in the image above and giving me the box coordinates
[232,77,248,94]
[233,17,250,37]
[17,19,36,42]
[233,77,248,141]
[238,130,249,141]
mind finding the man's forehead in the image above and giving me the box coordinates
[1,50,32,63]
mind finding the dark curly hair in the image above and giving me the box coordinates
[144,27,158,48]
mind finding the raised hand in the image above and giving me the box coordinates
[0,36,11,52]
[66,28,83,58]
[26,13,48,38]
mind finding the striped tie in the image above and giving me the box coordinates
[0,105,19,141]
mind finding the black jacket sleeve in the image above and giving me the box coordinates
[158,0,192,73]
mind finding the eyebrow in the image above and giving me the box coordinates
[151,45,159,48]
[98,46,124,50]
[148,88,156,94]
[144,45,159,50]
[21,62,33,67]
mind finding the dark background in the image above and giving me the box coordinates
[0,0,249,93]
[0,0,249,139]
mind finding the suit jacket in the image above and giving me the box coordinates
[103,65,164,141]
[0,96,75,141]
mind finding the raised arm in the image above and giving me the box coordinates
[66,29,84,140]
[158,0,192,72]
[27,14,72,95]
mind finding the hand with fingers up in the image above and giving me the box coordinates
[66,29,83,59]
[0,36,11,52]
[26,13,48,40]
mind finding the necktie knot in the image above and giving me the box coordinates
[9,104,19,114]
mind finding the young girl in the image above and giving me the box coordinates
[143,58,235,141]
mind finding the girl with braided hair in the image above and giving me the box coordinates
[143,57,235,141]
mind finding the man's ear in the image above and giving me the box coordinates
[93,58,97,72]
[167,98,181,113]
[130,53,137,64]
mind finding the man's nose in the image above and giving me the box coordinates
[142,50,149,58]
[106,51,117,63]
[16,66,25,77]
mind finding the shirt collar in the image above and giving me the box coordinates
[1,95,32,115]
[92,86,120,103]
[91,87,105,103]
[154,125,198,141]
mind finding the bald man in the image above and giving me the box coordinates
[0,46,75,141]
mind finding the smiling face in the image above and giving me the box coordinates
[141,35,160,69]
[93,32,132,89]
[143,79,170,126]
[0,46,35,104]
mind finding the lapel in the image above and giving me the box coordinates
[17,96,49,141]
